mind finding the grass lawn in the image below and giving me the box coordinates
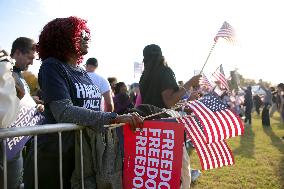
[189,112,284,189]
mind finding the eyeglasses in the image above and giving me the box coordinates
[81,30,90,41]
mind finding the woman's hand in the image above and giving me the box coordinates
[115,112,144,131]
[32,96,44,104]
[36,104,45,112]
[188,91,202,101]
[184,75,202,90]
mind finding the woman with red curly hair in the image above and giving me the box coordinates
[23,16,142,189]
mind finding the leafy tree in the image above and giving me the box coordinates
[22,71,39,96]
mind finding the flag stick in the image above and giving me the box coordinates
[199,40,218,74]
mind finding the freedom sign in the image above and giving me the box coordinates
[6,94,45,160]
[123,121,184,189]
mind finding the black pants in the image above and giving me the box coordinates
[262,104,270,126]
[255,105,261,115]
[245,108,252,124]
[24,139,75,189]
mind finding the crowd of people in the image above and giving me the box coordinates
[216,84,284,127]
[0,15,284,189]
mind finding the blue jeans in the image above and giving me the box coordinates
[0,144,23,189]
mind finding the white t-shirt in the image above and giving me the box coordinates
[87,72,111,94]
[87,72,111,112]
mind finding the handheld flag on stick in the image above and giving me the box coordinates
[177,116,235,170]
[212,64,230,90]
[199,74,213,90]
[200,21,236,74]
[185,93,244,143]
[177,93,244,170]
[214,21,236,44]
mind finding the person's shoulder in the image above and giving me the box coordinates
[89,72,107,81]
[161,66,172,72]
[41,57,64,69]
[97,74,109,83]
[39,57,69,78]
[160,66,176,80]
[87,72,98,78]
[87,72,101,82]
[42,57,61,64]
[96,73,111,90]
[161,66,175,75]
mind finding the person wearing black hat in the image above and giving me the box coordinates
[85,57,114,112]
[139,44,202,188]
[139,44,201,109]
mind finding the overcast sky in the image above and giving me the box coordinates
[1,0,283,85]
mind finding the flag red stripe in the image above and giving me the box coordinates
[218,111,233,139]
[212,74,228,88]
[211,142,225,166]
[188,102,215,143]
[209,142,221,168]
[212,72,226,83]
[214,112,227,140]
[178,117,210,169]
[219,140,233,165]
[188,101,243,142]
[227,109,244,135]
[187,102,212,142]
[224,141,235,164]
[177,116,235,170]
[188,117,215,169]
[197,103,224,141]
[225,109,243,136]
[214,21,235,43]
[193,101,225,142]
[212,72,229,90]
[212,70,229,87]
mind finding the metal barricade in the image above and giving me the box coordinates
[0,123,85,189]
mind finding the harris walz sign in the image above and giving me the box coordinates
[6,94,45,160]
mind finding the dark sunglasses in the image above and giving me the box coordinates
[81,30,90,40]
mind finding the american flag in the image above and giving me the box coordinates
[214,21,236,43]
[186,94,244,143]
[212,64,230,90]
[177,115,234,170]
[199,74,213,90]
[134,62,144,79]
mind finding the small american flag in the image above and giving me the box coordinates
[199,74,213,90]
[177,115,234,170]
[134,62,144,79]
[214,21,236,43]
[186,94,244,143]
[212,64,229,90]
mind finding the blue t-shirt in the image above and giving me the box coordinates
[38,57,102,152]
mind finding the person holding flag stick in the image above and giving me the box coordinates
[138,44,202,188]
[139,44,201,109]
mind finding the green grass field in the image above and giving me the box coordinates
[189,112,284,189]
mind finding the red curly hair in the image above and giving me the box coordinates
[37,16,90,64]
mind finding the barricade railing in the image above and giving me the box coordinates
[0,123,85,189]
